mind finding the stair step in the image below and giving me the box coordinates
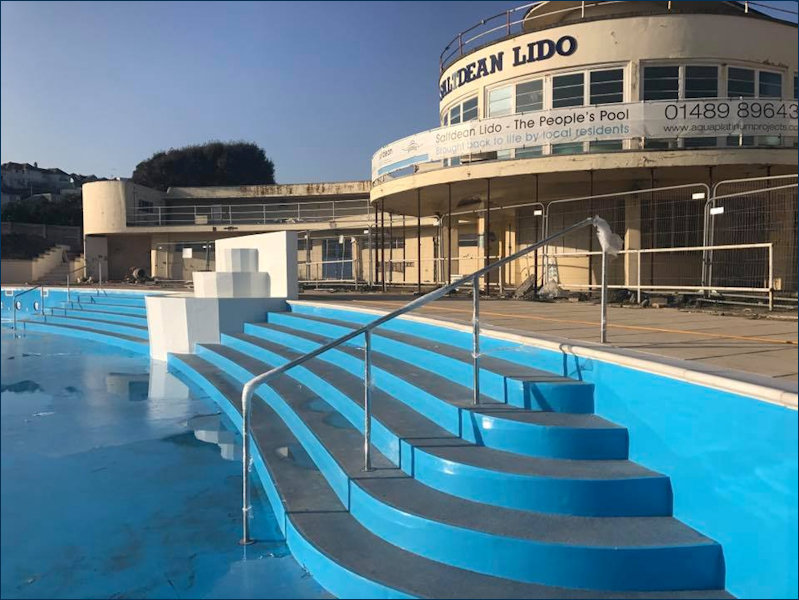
[199,341,672,518]
[246,321,628,460]
[266,311,594,412]
[46,306,148,327]
[27,314,149,340]
[168,353,729,597]
[15,319,148,354]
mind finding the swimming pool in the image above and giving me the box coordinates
[0,329,329,599]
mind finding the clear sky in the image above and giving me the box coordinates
[1,1,796,183]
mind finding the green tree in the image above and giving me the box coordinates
[1,196,82,226]
[131,141,275,191]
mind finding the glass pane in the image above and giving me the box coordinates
[759,71,782,98]
[589,140,623,151]
[516,146,543,158]
[727,67,755,97]
[553,73,584,108]
[462,97,478,121]
[685,65,718,99]
[552,142,584,155]
[488,86,512,117]
[449,105,461,125]
[590,69,623,104]
[643,66,678,100]
[516,80,543,113]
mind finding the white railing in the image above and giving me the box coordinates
[128,198,372,227]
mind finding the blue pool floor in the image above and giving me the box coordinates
[0,330,330,599]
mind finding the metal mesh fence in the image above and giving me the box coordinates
[707,175,797,296]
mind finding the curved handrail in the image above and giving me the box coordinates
[238,215,608,544]
[12,284,45,331]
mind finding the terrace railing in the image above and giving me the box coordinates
[128,199,372,227]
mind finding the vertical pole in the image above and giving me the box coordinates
[306,232,312,282]
[239,388,254,546]
[768,243,774,311]
[600,250,608,343]
[363,330,373,471]
[389,212,394,284]
[447,184,452,284]
[98,260,103,287]
[472,278,481,405]
[485,179,491,294]
[374,203,379,285]
[637,251,642,304]
[367,227,373,287]
[381,203,387,292]
[67,273,71,303]
[417,190,422,294]
[533,246,539,299]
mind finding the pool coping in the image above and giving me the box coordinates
[291,300,799,411]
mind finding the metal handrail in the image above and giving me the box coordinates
[65,263,88,304]
[238,215,608,544]
[12,284,45,331]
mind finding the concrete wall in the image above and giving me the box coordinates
[215,231,298,299]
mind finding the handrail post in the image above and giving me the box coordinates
[67,272,71,303]
[472,278,481,405]
[600,250,608,343]
[768,243,773,311]
[636,251,641,304]
[239,382,255,546]
[363,330,373,471]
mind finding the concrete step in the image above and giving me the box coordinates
[26,314,149,340]
[13,319,148,354]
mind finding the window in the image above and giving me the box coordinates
[643,66,679,100]
[727,67,755,97]
[487,86,512,117]
[552,73,584,108]
[516,80,543,113]
[458,233,479,247]
[590,69,623,104]
[462,97,478,121]
[449,104,461,125]
[759,71,782,98]
[684,66,718,99]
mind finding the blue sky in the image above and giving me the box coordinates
[1,1,796,182]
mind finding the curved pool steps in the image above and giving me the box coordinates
[243,321,628,460]
[198,340,670,517]
[27,313,149,339]
[168,353,729,597]
[46,304,149,325]
[17,319,148,354]
[264,311,595,412]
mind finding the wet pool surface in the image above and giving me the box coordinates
[0,330,330,599]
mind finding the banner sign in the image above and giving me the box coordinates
[372,99,798,180]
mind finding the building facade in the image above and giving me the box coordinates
[371,1,798,301]
[81,179,395,284]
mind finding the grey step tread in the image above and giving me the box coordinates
[18,319,147,343]
[276,312,577,382]
[175,354,718,551]
[221,336,655,481]
[254,322,620,430]
[43,311,149,330]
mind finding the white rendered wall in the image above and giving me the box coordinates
[214,231,298,299]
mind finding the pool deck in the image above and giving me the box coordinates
[299,293,799,383]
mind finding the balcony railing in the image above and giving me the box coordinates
[127,199,372,227]
[439,1,796,72]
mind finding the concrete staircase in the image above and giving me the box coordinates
[168,308,732,599]
[34,253,84,285]
[18,291,149,354]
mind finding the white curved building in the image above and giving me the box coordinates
[371,1,797,300]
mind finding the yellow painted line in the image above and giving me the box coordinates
[349,300,799,346]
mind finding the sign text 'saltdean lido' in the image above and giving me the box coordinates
[372,99,798,180]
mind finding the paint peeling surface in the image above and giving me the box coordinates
[0,330,330,599]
